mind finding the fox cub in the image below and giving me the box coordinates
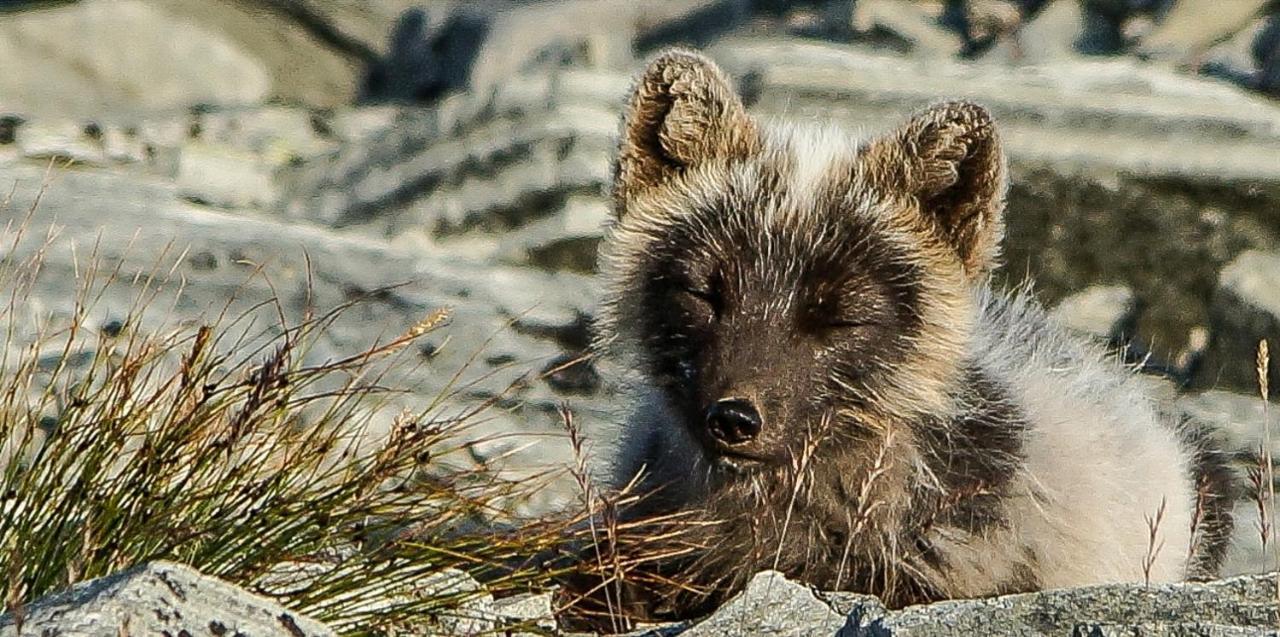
[592,48,1235,617]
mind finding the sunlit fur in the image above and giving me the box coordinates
[592,49,1235,619]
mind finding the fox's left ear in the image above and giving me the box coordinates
[862,101,1007,277]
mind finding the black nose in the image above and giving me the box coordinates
[705,399,762,445]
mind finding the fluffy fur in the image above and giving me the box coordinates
[591,49,1235,620]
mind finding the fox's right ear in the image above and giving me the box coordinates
[613,49,760,215]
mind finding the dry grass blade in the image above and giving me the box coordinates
[1257,340,1278,609]
[560,404,627,634]
[1141,496,1167,586]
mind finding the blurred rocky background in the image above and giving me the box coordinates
[2,0,1280,576]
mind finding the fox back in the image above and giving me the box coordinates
[592,49,1235,618]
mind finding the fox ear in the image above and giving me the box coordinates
[613,49,760,215]
[862,101,1007,277]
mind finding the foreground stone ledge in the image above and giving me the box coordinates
[665,570,1280,636]
[3,563,1277,636]
[0,561,335,637]
[848,573,1280,636]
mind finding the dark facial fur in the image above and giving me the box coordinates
[633,172,924,469]
[587,48,1234,623]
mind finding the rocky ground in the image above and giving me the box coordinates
[3,562,1277,635]
[3,0,1280,634]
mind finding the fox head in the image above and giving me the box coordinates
[597,49,1008,477]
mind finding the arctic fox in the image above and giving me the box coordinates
[590,48,1235,618]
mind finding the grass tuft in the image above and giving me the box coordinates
[0,181,595,634]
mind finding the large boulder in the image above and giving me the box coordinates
[0,1,273,119]
[679,571,852,636]
[837,571,1279,635]
[1171,388,1279,579]
[0,561,335,636]
[1196,250,1280,394]
[279,69,628,272]
[679,570,1280,636]
[1050,285,1139,342]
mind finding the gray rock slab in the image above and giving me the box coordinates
[492,591,557,634]
[1197,250,1280,393]
[851,0,964,57]
[0,0,271,119]
[1176,389,1278,460]
[194,107,338,160]
[988,0,1085,64]
[681,571,849,636]
[0,561,335,636]
[670,571,1280,637]
[1221,498,1280,579]
[14,120,119,167]
[176,143,278,209]
[417,568,497,635]
[710,37,1280,180]
[150,0,363,107]
[1136,0,1272,63]
[837,573,1279,636]
[242,0,468,59]
[0,160,609,517]
[1051,285,1138,341]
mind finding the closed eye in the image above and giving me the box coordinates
[679,268,723,316]
[825,318,882,329]
[680,287,722,323]
[682,287,718,305]
[809,293,883,331]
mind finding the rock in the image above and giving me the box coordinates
[1221,498,1280,578]
[838,571,1279,635]
[963,0,1025,47]
[418,568,497,635]
[195,107,337,161]
[488,195,612,272]
[13,119,114,166]
[243,0,469,62]
[634,0,755,52]
[362,6,492,102]
[0,1,271,119]
[1051,285,1138,341]
[1196,251,1280,394]
[676,570,1280,635]
[1175,389,1278,462]
[1200,14,1270,90]
[6,115,180,169]
[1255,12,1280,96]
[1074,10,1122,56]
[1136,0,1272,64]
[0,561,335,636]
[492,591,557,634]
[468,1,749,98]
[0,115,21,147]
[851,0,964,57]
[149,0,364,107]
[280,67,625,265]
[987,0,1084,63]
[681,571,849,636]
[176,143,278,209]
